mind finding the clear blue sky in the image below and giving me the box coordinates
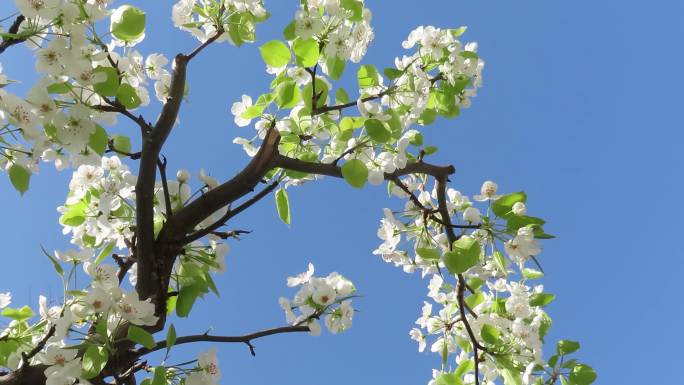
[1,1,682,384]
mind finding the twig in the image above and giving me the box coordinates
[157,156,173,217]
[135,325,310,356]
[0,15,26,55]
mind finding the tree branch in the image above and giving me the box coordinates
[0,15,25,55]
[135,325,310,356]
[176,181,278,245]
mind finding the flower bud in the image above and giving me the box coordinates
[512,201,526,216]
[176,169,190,183]
[463,206,482,224]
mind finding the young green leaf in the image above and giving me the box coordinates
[341,159,368,188]
[8,164,30,195]
[259,40,291,67]
[1,306,34,321]
[416,247,441,260]
[275,188,291,225]
[556,340,581,355]
[365,119,391,143]
[81,346,109,379]
[127,325,156,349]
[40,245,64,276]
[165,324,177,354]
[443,236,481,274]
[326,56,346,80]
[110,5,146,43]
[492,192,527,218]
[358,64,380,88]
[275,81,301,108]
[93,67,120,97]
[176,285,200,317]
[529,293,556,307]
[293,38,319,67]
[111,135,132,154]
[116,84,141,109]
[569,364,597,385]
[89,125,109,156]
[151,366,167,385]
[480,324,501,345]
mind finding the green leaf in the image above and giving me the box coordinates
[506,215,545,233]
[110,5,146,42]
[93,66,120,97]
[443,236,481,274]
[341,159,368,189]
[127,325,156,349]
[165,324,177,354]
[335,88,349,104]
[111,135,131,154]
[40,245,64,276]
[151,366,166,385]
[493,250,508,274]
[8,164,30,195]
[569,364,597,385]
[465,292,484,309]
[454,360,474,377]
[383,68,403,80]
[500,368,523,385]
[275,188,291,225]
[46,82,72,94]
[94,242,115,265]
[459,51,479,60]
[89,125,108,155]
[116,83,141,109]
[481,324,501,345]
[530,293,556,307]
[416,247,441,260]
[409,132,424,146]
[492,192,527,218]
[81,345,109,379]
[1,306,34,321]
[293,38,319,67]
[326,56,346,80]
[450,26,468,37]
[557,340,581,355]
[275,81,301,108]
[522,268,544,280]
[365,118,390,143]
[176,285,200,317]
[259,40,291,67]
[60,200,87,227]
[435,373,462,385]
[418,108,437,125]
[358,64,379,88]
[283,21,296,40]
[341,0,364,21]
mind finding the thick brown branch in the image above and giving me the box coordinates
[164,126,281,237]
[135,54,188,323]
[275,154,455,181]
[176,181,279,245]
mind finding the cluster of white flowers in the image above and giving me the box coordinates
[0,0,180,187]
[58,156,137,250]
[172,0,267,44]
[372,180,556,384]
[278,263,356,335]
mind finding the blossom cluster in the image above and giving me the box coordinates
[279,263,356,335]
[230,21,485,197]
[372,179,571,384]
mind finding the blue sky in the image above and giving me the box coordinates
[1,0,683,384]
